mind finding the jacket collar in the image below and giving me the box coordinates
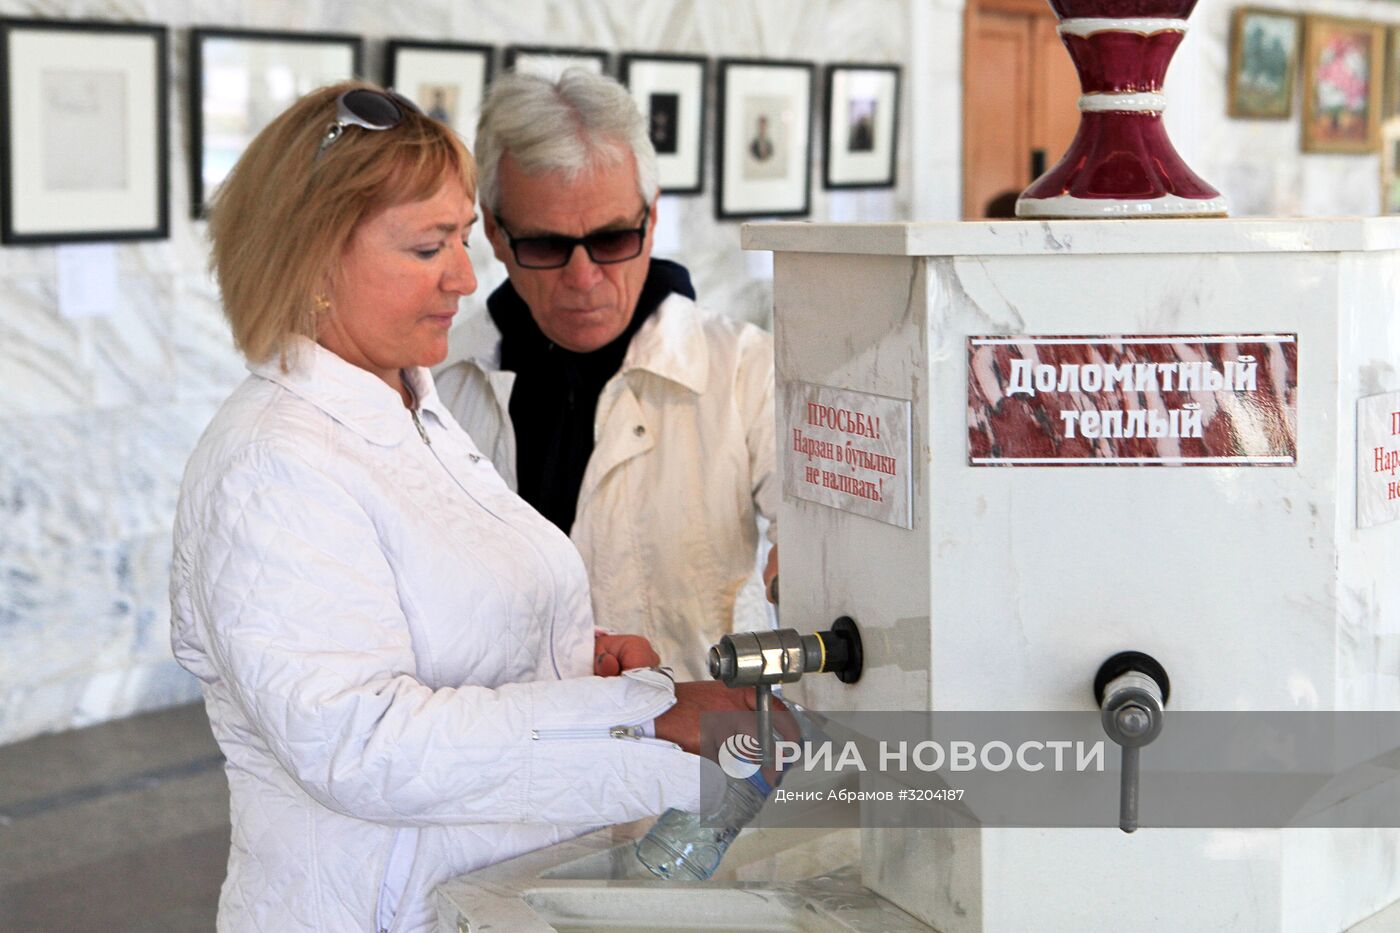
[464,293,708,396]
[249,336,447,446]
[620,293,708,395]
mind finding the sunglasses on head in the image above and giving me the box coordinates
[316,88,421,158]
[494,210,650,270]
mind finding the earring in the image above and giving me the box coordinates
[313,294,331,315]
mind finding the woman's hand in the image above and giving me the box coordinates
[594,633,661,676]
[654,682,797,769]
[653,682,755,756]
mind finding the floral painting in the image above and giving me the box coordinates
[1302,16,1384,153]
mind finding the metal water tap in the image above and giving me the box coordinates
[1094,651,1170,834]
[708,617,863,767]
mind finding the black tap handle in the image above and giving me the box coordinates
[804,616,863,684]
[1094,651,1170,706]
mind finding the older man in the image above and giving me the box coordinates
[435,70,777,679]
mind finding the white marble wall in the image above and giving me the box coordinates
[0,0,928,745]
[1184,0,1400,217]
[5,0,1393,746]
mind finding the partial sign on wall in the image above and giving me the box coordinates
[783,382,913,528]
[1358,390,1400,529]
[967,335,1298,466]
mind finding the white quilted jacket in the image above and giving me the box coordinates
[169,338,712,933]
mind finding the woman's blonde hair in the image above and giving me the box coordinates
[208,80,476,364]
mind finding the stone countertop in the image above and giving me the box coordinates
[435,821,935,933]
[740,216,1400,257]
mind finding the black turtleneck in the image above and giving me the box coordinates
[487,258,697,533]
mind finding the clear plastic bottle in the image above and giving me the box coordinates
[634,770,774,881]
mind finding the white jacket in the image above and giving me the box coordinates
[435,294,778,680]
[169,338,712,933]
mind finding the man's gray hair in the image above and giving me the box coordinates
[475,68,659,214]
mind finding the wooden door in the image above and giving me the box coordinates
[963,0,1080,218]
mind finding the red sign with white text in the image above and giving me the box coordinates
[967,335,1298,466]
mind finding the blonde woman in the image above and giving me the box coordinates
[170,81,749,933]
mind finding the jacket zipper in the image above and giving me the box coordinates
[530,688,679,747]
[531,724,679,748]
[410,407,480,460]
[410,409,432,447]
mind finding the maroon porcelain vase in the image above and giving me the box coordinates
[1016,0,1228,218]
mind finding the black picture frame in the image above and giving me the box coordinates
[504,44,611,78]
[715,58,814,220]
[190,27,363,218]
[385,39,494,143]
[0,17,169,244]
[620,53,708,196]
[822,63,900,190]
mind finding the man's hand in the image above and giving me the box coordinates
[594,633,661,677]
[763,545,779,605]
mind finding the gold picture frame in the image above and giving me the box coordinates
[1385,25,1400,119]
[1228,7,1300,119]
[1301,15,1385,154]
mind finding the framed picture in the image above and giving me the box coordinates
[191,28,363,217]
[1301,16,1385,154]
[715,58,814,220]
[620,53,707,195]
[1227,8,1300,119]
[504,45,609,81]
[1382,118,1400,213]
[0,18,168,244]
[386,40,492,142]
[823,63,900,189]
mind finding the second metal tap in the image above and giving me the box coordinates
[708,616,863,767]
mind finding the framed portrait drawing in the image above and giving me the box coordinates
[1300,16,1384,154]
[715,58,814,220]
[504,45,609,81]
[191,28,363,217]
[620,53,707,195]
[0,18,168,244]
[386,40,492,142]
[823,64,900,189]
[1227,8,1300,119]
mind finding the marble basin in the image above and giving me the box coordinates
[520,876,895,932]
[435,823,933,933]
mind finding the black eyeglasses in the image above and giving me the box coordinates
[316,88,420,158]
[495,210,649,269]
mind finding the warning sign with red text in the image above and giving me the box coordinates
[783,382,913,529]
[1358,391,1400,529]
